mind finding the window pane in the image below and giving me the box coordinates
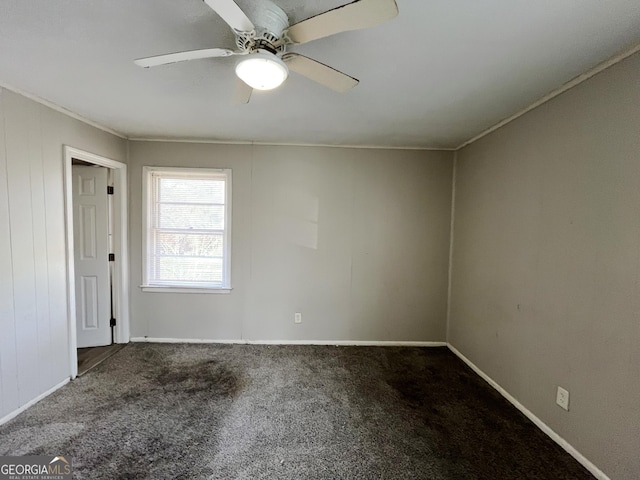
[159,178,225,204]
[156,232,223,257]
[156,257,223,283]
[146,168,231,289]
[158,204,224,230]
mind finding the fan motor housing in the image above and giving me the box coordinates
[236,0,289,53]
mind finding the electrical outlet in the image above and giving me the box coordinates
[294,313,302,324]
[556,386,570,411]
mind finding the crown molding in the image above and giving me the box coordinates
[456,42,640,151]
[0,82,127,139]
[128,137,455,151]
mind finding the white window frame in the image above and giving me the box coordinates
[141,166,232,293]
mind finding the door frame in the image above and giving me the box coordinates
[63,146,129,379]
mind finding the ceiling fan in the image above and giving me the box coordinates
[134,0,399,103]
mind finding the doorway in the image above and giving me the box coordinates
[63,146,129,379]
[72,163,112,348]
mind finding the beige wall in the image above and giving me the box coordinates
[129,142,453,342]
[0,88,127,420]
[449,52,640,479]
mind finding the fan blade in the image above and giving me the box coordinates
[203,0,255,33]
[135,48,236,68]
[285,0,398,45]
[233,77,253,104]
[282,53,358,93]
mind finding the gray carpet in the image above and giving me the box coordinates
[0,344,594,479]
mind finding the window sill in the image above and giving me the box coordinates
[140,285,232,294]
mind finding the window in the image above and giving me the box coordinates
[142,167,231,292]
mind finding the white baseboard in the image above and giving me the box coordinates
[130,337,240,344]
[251,340,447,347]
[130,337,447,347]
[0,378,70,427]
[447,344,610,480]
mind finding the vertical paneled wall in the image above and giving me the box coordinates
[0,88,126,420]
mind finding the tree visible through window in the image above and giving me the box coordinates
[144,167,231,289]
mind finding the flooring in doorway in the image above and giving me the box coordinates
[77,344,125,376]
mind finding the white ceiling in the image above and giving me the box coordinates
[1,0,639,148]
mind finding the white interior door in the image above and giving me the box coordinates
[72,165,111,348]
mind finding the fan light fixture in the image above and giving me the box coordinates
[235,52,288,91]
